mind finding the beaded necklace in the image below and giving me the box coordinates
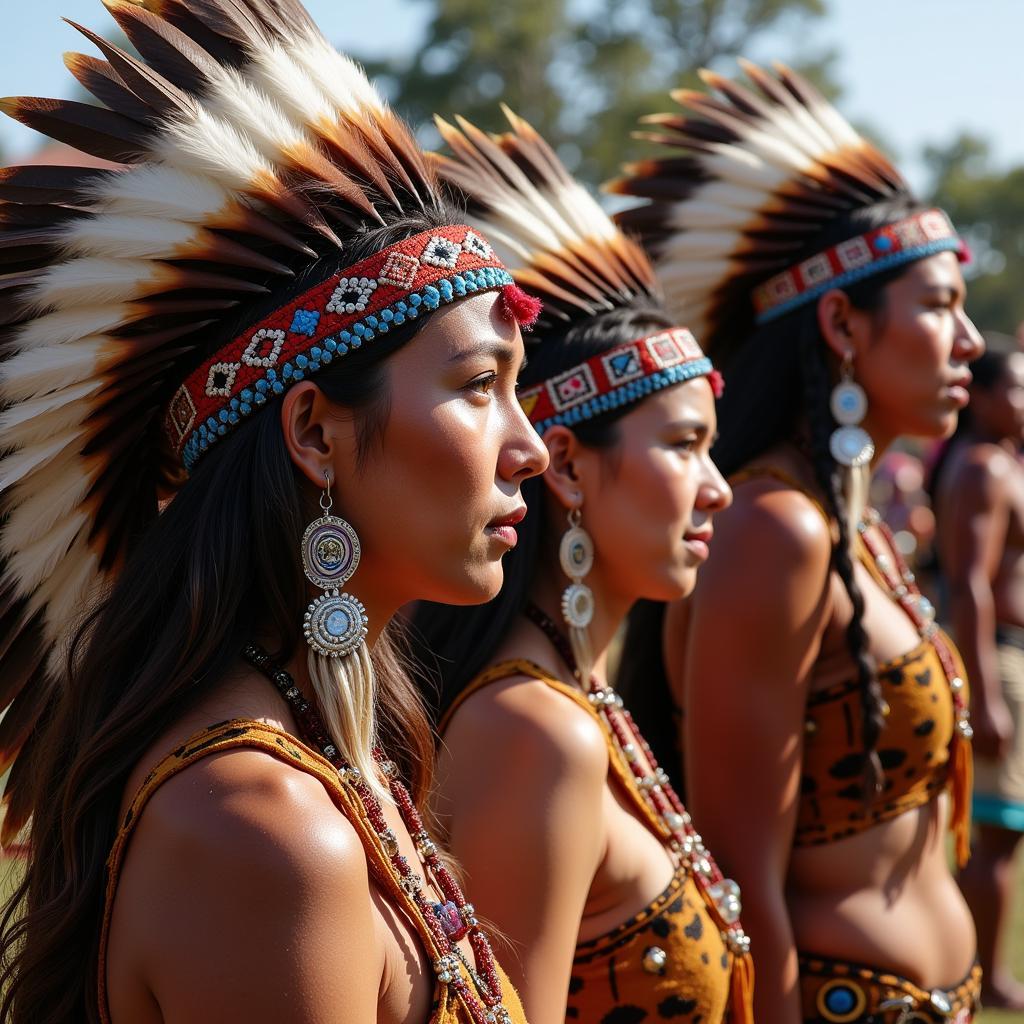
[242,644,512,1024]
[523,604,750,958]
[856,510,972,742]
[856,508,974,866]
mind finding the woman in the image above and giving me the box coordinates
[0,2,546,1020]
[932,335,1024,1009]
[613,63,985,1021]
[412,108,753,1024]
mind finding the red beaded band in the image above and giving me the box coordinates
[752,209,965,323]
[518,327,716,435]
[165,225,513,470]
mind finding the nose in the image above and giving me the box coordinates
[953,309,985,364]
[698,455,732,513]
[500,400,549,483]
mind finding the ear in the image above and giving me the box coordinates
[280,381,358,491]
[539,424,585,511]
[816,288,871,366]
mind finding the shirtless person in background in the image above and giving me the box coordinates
[934,331,1024,1009]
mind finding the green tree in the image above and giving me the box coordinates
[355,0,836,188]
[926,133,1024,334]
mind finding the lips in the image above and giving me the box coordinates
[684,528,713,545]
[487,506,527,530]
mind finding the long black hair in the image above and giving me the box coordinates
[410,301,676,721]
[0,203,467,1024]
[619,195,932,799]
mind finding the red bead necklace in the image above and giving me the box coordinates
[243,644,511,1024]
[523,605,750,957]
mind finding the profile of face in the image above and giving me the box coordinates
[283,290,548,614]
[545,376,731,605]
[822,251,984,442]
[972,351,1024,443]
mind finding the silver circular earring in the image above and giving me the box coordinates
[301,472,368,658]
[559,502,595,679]
[829,352,873,468]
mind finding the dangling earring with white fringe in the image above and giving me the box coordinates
[560,499,595,682]
[829,351,874,539]
[301,472,382,798]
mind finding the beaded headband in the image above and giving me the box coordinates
[752,209,964,324]
[167,225,513,471]
[519,327,716,436]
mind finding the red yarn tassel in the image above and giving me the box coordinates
[501,284,542,329]
[708,369,725,398]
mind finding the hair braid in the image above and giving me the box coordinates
[798,325,886,798]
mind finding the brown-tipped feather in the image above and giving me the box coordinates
[66,20,198,122]
[64,53,158,124]
[0,96,150,164]
[103,0,221,93]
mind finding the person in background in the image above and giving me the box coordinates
[613,61,985,1022]
[933,331,1024,1010]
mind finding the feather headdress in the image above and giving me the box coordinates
[608,61,961,362]
[433,104,661,334]
[0,0,514,843]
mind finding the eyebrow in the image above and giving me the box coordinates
[665,419,710,433]
[447,338,521,366]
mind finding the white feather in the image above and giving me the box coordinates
[7,305,127,354]
[7,508,92,595]
[0,431,80,494]
[0,339,109,402]
[88,165,236,223]
[61,215,203,260]
[0,380,99,450]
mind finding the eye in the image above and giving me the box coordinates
[673,436,699,452]
[467,371,499,395]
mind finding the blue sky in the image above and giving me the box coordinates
[2,0,1020,193]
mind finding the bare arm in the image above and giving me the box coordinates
[941,449,1014,757]
[110,750,383,1022]
[670,486,833,1024]
[436,679,608,1024]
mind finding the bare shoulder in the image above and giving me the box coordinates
[444,672,608,784]
[110,746,380,1021]
[135,744,364,870]
[716,471,834,578]
[950,441,1014,496]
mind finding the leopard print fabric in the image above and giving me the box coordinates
[98,719,527,1024]
[796,631,964,847]
[567,867,731,1024]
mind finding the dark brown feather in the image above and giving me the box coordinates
[0,96,152,164]
[64,53,159,124]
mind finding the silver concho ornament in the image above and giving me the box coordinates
[829,379,868,425]
[304,590,368,657]
[561,582,595,629]
[301,515,361,590]
[829,425,874,468]
[559,525,594,580]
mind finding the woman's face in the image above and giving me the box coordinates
[855,252,984,441]
[330,290,548,610]
[576,377,731,604]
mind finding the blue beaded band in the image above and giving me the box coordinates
[181,266,514,470]
[531,356,713,435]
[755,239,962,325]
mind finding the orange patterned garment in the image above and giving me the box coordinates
[98,719,528,1024]
[796,632,966,847]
